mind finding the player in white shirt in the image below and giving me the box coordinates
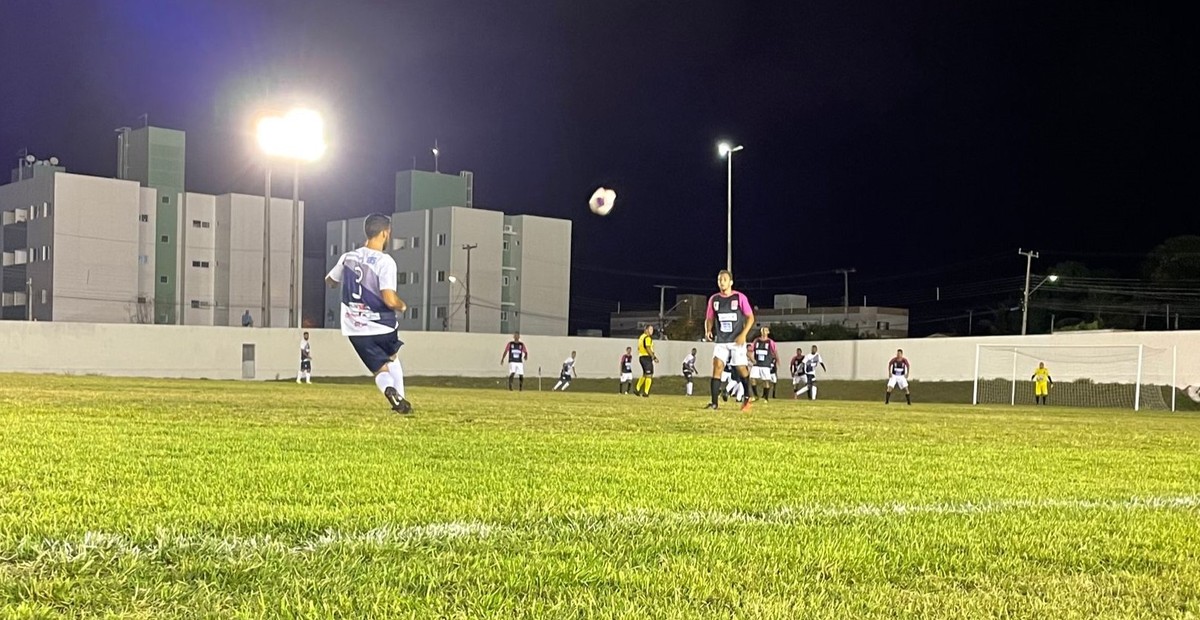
[795,345,827,400]
[324,213,412,414]
[553,351,577,391]
[681,348,698,396]
[297,331,312,384]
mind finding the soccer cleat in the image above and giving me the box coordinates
[704,403,718,410]
[384,387,412,415]
[721,391,729,402]
[740,399,752,412]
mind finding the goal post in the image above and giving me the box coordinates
[972,343,1178,411]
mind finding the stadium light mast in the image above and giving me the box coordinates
[256,107,327,328]
[718,142,743,272]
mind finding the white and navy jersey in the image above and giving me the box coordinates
[706,291,753,344]
[299,339,311,360]
[504,341,528,362]
[620,354,633,373]
[802,352,823,375]
[682,354,697,375]
[326,247,399,337]
[889,356,910,376]
[561,357,575,376]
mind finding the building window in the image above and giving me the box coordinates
[409,307,420,320]
[41,290,48,304]
[503,275,510,287]
[191,260,210,268]
[411,236,420,248]
[500,311,508,321]
[397,272,407,285]
[503,240,509,251]
[436,270,446,282]
[159,275,168,283]
[191,300,201,309]
[392,238,406,251]
[138,255,149,265]
[28,248,35,263]
[161,196,170,204]
[42,203,50,218]
[435,306,447,319]
[410,272,420,284]
[330,244,339,256]
[191,220,211,229]
[436,233,447,246]
[160,235,169,243]
[877,321,890,330]
[139,214,149,223]
[41,246,49,261]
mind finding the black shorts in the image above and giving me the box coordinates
[560,373,572,382]
[349,330,404,373]
[683,370,694,381]
[300,359,311,372]
[639,355,654,375]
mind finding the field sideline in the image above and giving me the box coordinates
[1,374,1198,618]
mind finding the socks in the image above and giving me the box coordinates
[387,360,405,398]
[686,382,693,396]
[508,374,514,390]
[885,391,891,404]
[636,377,645,393]
[905,393,911,405]
[810,385,817,400]
[374,373,395,395]
[518,376,524,391]
[642,377,653,395]
[710,378,721,405]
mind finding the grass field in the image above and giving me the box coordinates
[1,374,1198,618]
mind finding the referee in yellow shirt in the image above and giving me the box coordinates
[635,324,659,397]
[1031,361,1053,405]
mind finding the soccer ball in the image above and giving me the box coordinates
[588,187,617,216]
[1186,385,1200,403]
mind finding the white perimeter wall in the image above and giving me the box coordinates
[0,321,1195,387]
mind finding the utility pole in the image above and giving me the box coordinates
[26,277,33,320]
[834,268,856,318]
[262,164,272,327]
[654,284,677,333]
[462,243,477,332]
[1019,248,1038,336]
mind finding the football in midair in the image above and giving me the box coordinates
[588,187,617,216]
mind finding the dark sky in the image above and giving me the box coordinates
[2,0,1197,333]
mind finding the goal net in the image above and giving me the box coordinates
[972,344,1178,411]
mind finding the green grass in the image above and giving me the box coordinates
[1,374,1198,618]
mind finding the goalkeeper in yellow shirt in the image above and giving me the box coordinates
[1031,362,1053,405]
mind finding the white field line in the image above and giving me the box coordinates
[6,496,1198,563]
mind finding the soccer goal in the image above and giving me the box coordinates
[972,344,1178,411]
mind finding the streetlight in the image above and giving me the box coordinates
[834,268,856,319]
[1022,272,1059,335]
[460,244,478,332]
[255,108,326,328]
[446,275,467,331]
[718,141,743,272]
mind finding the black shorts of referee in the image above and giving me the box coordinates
[639,355,655,376]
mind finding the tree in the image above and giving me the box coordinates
[1144,235,1200,283]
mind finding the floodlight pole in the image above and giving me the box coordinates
[262,165,272,328]
[1019,248,1038,336]
[291,162,301,328]
[654,284,677,333]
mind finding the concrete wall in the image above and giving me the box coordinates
[0,322,1194,390]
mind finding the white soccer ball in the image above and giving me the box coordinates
[1186,385,1200,404]
[588,187,617,216]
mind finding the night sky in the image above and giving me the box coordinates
[2,1,1196,333]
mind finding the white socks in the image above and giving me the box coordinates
[374,373,394,395]
[686,383,693,396]
[387,361,405,398]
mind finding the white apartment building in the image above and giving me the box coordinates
[325,170,571,336]
[1,126,303,326]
